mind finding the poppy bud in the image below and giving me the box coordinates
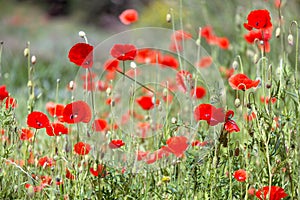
[130,61,137,69]
[106,87,111,96]
[232,60,239,70]
[234,147,240,156]
[27,80,33,88]
[24,48,29,57]
[275,27,281,38]
[68,81,74,90]
[171,117,177,124]
[163,88,168,97]
[78,31,86,38]
[0,41,3,45]
[195,38,201,46]
[57,79,60,83]
[288,34,294,45]
[234,98,241,108]
[31,55,36,65]
[166,13,172,23]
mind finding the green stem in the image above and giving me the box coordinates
[0,41,3,79]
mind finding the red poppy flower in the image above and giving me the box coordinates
[110,44,137,61]
[159,55,179,69]
[74,142,91,155]
[46,102,65,118]
[224,120,240,133]
[217,37,230,49]
[0,85,9,101]
[245,112,257,121]
[66,168,75,180]
[228,74,260,91]
[176,70,193,93]
[194,104,225,126]
[255,186,288,200]
[97,80,109,92]
[68,43,93,68]
[136,96,159,110]
[244,9,272,31]
[103,59,121,72]
[198,56,213,68]
[190,86,206,99]
[135,48,162,64]
[137,151,149,161]
[27,111,50,129]
[46,122,68,136]
[119,9,138,25]
[109,139,125,149]
[63,101,91,124]
[200,26,218,44]
[20,128,34,141]
[90,164,106,177]
[92,119,108,132]
[40,175,53,187]
[165,136,188,158]
[233,169,247,182]
[5,96,17,109]
[244,27,272,52]
[38,156,55,168]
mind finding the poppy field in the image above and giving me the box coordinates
[0,0,299,199]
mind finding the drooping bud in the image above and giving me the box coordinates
[31,55,36,65]
[24,48,29,57]
[166,13,172,23]
[232,60,239,70]
[288,34,294,46]
[234,98,241,108]
[130,61,137,69]
[275,27,281,38]
[78,31,86,38]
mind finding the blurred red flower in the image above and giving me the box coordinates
[197,56,213,68]
[119,9,138,25]
[74,142,91,155]
[68,43,93,68]
[255,186,288,200]
[46,122,68,136]
[90,164,107,177]
[38,156,55,168]
[191,140,208,147]
[46,102,65,119]
[244,9,272,31]
[92,119,108,132]
[260,96,277,104]
[63,101,91,124]
[217,37,230,49]
[137,151,149,161]
[171,30,192,41]
[110,44,137,61]
[194,104,225,126]
[66,168,75,180]
[27,111,50,129]
[136,96,159,111]
[228,73,260,91]
[159,55,179,69]
[103,59,121,72]
[190,86,206,99]
[219,66,234,79]
[0,85,9,101]
[20,128,34,141]
[146,147,170,164]
[233,169,247,182]
[165,136,188,158]
[135,48,162,64]
[109,139,125,149]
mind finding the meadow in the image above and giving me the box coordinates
[0,0,299,199]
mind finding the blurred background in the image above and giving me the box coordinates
[0,0,299,94]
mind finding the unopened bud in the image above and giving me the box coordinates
[68,81,74,90]
[195,38,201,46]
[266,82,272,89]
[232,60,239,70]
[171,117,177,124]
[166,13,172,23]
[78,31,86,38]
[275,27,281,38]
[234,98,241,108]
[253,54,259,64]
[288,34,294,46]
[106,87,111,96]
[24,48,29,57]
[31,55,36,64]
[130,61,137,69]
